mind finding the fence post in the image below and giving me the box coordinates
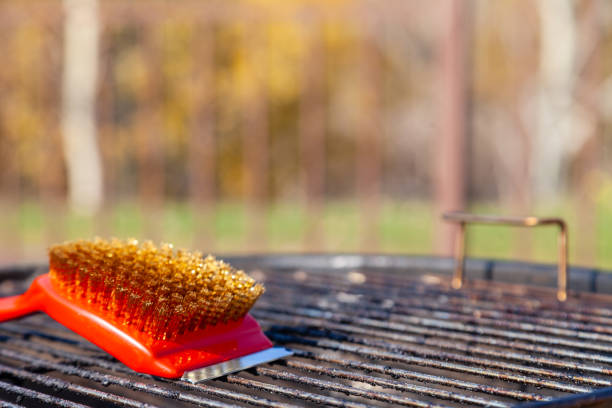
[243,22,269,251]
[356,26,383,252]
[299,21,326,251]
[137,26,165,241]
[189,22,216,251]
[434,0,471,256]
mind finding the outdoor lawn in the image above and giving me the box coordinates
[2,198,611,270]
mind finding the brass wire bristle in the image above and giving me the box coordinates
[48,238,265,341]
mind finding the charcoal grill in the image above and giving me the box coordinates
[1,212,612,407]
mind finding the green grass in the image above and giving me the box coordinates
[267,204,305,251]
[18,202,45,244]
[323,202,360,251]
[111,202,144,238]
[379,201,433,254]
[1,199,611,270]
[214,202,247,252]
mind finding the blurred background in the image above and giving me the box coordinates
[1,0,612,268]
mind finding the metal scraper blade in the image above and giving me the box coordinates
[180,347,293,383]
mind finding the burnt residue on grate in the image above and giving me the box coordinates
[0,256,612,407]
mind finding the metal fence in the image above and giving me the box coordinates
[0,0,610,267]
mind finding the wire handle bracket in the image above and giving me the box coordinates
[442,212,568,302]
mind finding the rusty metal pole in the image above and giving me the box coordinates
[434,0,471,256]
[573,0,602,267]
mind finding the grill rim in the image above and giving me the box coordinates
[223,254,611,295]
[3,254,610,292]
[516,386,612,408]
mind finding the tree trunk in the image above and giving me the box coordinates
[61,0,103,215]
[533,0,576,199]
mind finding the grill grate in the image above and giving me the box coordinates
[0,256,612,407]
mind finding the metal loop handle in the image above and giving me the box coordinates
[442,212,568,302]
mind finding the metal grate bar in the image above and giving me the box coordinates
[0,323,386,408]
[262,278,612,351]
[264,276,612,336]
[254,366,453,408]
[270,324,610,388]
[5,320,450,408]
[260,298,612,365]
[256,297,612,353]
[185,382,299,408]
[382,297,612,334]
[356,283,612,324]
[289,348,548,402]
[0,362,159,408]
[0,322,103,352]
[2,320,407,408]
[282,359,511,407]
[2,321,548,405]
[267,331,594,393]
[0,332,298,408]
[266,271,612,319]
[0,348,236,408]
[1,335,135,371]
[311,291,612,339]
[0,400,26,408]
[2,335,297,407]
[225,375,371,408]
[393,308,612,343]
[256,307,612,372]
[0,380,89,408]
[256,310,612,387]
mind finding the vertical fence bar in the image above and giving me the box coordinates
[40,137,65,246]
[434,0,471,256]
[356,27,382,251]
[95,19,116,239]
[573,0,602,267]
[40,28,65,247]
[243,22,269,251]
[0,144,22,261]
[509,105,533,262]
[137,24,165,241]
[189,21,216,251]
[299,20,326,251]
[0,21,23,260]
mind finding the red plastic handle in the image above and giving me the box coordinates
[0,283,44,321]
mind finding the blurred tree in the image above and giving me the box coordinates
[61,0,103,214]
[534,0,578,199]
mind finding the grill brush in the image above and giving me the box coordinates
[0,238,290,382]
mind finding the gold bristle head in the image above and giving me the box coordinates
[48,239,265,341]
